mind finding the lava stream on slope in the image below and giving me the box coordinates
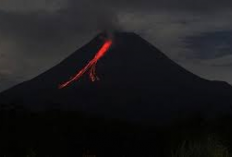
[59,39,112,89]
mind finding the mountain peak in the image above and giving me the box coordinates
[112,31,138,37]
[95,31,142,42]
[98,31,137,36]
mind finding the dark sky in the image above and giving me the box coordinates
[0,0,232,91]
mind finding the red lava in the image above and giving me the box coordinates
[59,39,112,89]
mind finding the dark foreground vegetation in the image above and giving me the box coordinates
[0,104,232,157]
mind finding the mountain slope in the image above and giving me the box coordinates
[0,32,232,125]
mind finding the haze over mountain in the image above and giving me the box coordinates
[0,32,232,125]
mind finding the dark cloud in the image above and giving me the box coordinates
[86,0,232,12]
[0,0,63,12]
[0,0,231,54]
[1,0,231,45]
[184,31,232,59]
[0,7,119,51]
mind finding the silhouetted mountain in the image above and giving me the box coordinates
[0,32,232,125]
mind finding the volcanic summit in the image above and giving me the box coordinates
[0,32,232,125]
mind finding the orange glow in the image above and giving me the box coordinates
[59,39,112,89]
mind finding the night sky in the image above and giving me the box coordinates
[0,0,232,91]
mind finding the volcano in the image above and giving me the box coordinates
[0,32,232,125]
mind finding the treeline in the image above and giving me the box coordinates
[0,103,232,157]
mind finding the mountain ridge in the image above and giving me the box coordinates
[0,32,232,125]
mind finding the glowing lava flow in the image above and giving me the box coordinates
[59,39,112,89]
